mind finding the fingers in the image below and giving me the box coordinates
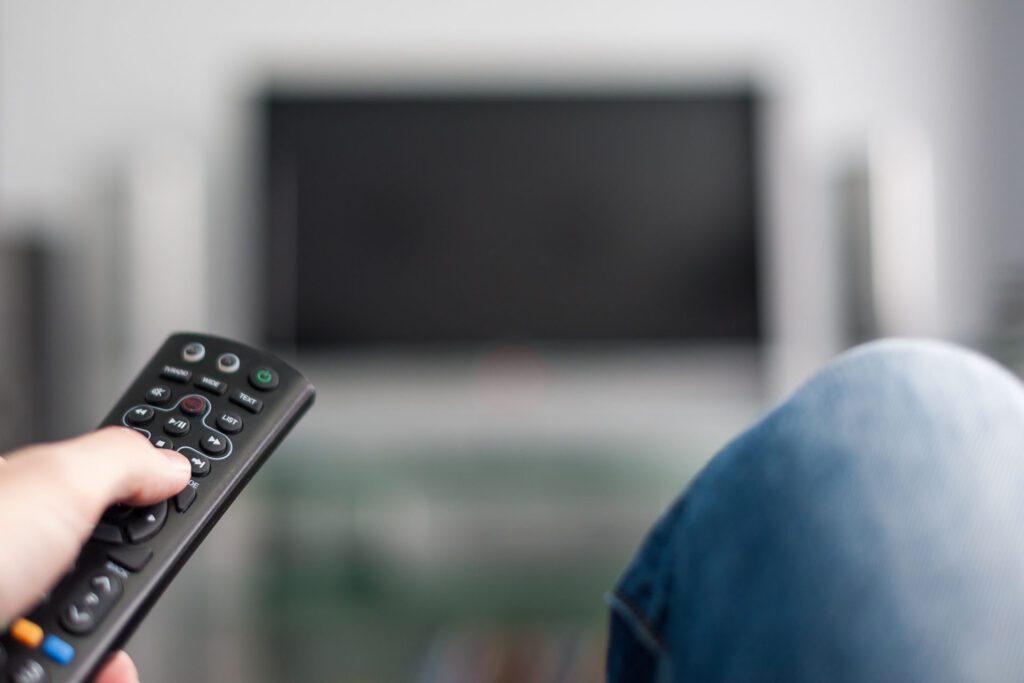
[41,426,192,510]
[92,651,139,683]
[0,427,191,620]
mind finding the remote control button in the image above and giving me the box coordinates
[160,365,192,383]
[126,502,168,543]
[107,546,153,572]
[60,571,123,637]
[216,412,243,434]
[41,635,74,666]
[182,342,206,363]
[90,522,123,545]
[249,367,279,391]
[60,604,95,636]
[195,375,227,396]
[90,572,121,598]
[217,353,240,373]
[151,435,174,449]
[187,454,211,477]
[180,395,207,415]
[60,569,124,638]
[230,389,263,414]
[125,405,154,426]
[175,483,198,513]
[145,385,172,405]
[102,504,133,523]
[8,658,48,683]
[199,432,227,456]
[163,416,190,436]
[10,619,43,648]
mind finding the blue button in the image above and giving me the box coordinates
[42,634,75,665]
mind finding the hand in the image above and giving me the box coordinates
[0,427,192,682]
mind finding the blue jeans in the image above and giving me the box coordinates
[607,339,1024,682]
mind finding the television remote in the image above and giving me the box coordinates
[0,333,315,683]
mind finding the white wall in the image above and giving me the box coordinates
[0,0,994,386]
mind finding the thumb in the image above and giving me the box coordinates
[0,427,191,620]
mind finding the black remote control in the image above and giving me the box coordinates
[0,333,315,683]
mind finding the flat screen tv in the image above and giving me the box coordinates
[261,89,761,348]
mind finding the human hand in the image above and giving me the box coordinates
[0,427,192,682]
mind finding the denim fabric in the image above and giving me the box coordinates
[607,339,1024,682]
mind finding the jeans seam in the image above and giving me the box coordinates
[605,591,668,656]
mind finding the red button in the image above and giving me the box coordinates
[180,396,206,415]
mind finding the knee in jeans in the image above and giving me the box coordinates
[781,338,1024,442]
[830,338,1010,388]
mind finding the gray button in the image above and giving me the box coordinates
[182,342,205,363]
[216,353,240,374]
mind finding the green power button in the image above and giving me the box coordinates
[249,367,279,391]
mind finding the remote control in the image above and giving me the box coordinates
[0,333,315,683]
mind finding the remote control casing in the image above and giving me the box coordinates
[0,333,315,683]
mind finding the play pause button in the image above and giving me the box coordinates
[200,433,227,456]
[164,416,190,436]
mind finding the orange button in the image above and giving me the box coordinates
[11,618,44,647]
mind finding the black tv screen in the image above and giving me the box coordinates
[262,90,761,347]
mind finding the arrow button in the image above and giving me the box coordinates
[126,501,168,543]
[60,604,95,636]
[60,571,123,636]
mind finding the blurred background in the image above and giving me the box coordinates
[2,1,1024,681]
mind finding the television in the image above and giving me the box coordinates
[261,89,762,348]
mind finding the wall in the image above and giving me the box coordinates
[0,0,993,387]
